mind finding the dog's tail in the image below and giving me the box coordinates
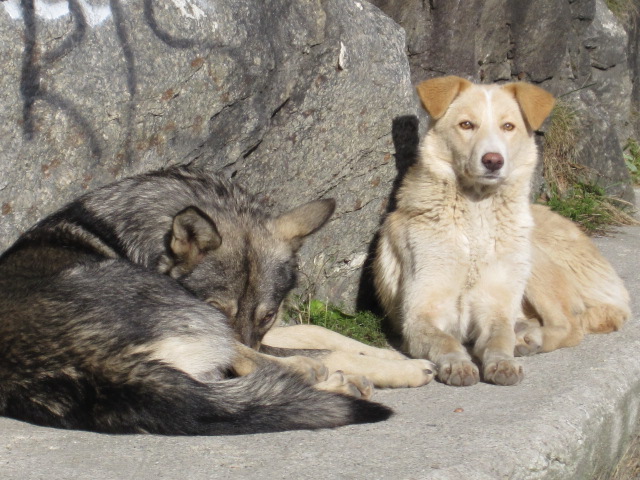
[578,304,630,335]
[2,363,392,435]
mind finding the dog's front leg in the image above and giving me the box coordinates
[262,343,435,389]
[470,279,524,386]
[263,325,407,360]
[254,344,376,399]
[232,342,328,383]
[403,292,480,387]
[231,343,263,377]
[473,315,523,386]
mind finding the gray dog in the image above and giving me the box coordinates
[0,165,391,435]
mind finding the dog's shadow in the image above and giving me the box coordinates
[355,115,421,344]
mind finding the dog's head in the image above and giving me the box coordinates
[163,198,335,349]
[416,76,555,190]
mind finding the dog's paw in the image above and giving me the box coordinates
[437,354,479,387]
[483,357,524,386]
[399,359,436,387]
[374,358,436,388]
[315,372,374,400]
[514,325,543,357]
[278,356,328,384]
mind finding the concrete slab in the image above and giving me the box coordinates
[1,223,639,479]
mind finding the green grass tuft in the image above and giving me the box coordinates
[546,183,615,234]
[288,299,389,348]
[541,102,639,234]
[605,0,638,22]
[542,100,579,193]
[623,138,640,185]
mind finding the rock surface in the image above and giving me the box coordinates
[0,0,637,309]
[624,0,640,140]
[369,0,637,201]
[0,0,415,309]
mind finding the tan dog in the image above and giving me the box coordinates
[374,76,553,386]
[516,204,630,356]
[374,75,630,387]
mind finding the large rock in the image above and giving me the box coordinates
[1,0,637,312]
[623,0,640,139]
[0,0,415,310]
[369,0,636,201]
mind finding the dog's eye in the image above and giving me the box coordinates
[502,122,515,131]
[259,312,276,329]
[459,121,474,130]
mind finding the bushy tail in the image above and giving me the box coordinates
[578,304,630,335]
[2,363,392,435]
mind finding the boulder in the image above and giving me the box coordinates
[369,0,636,201]
[623,0,640,140]
[0,0,415,310]
[1,0,637,312]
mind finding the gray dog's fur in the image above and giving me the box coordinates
[0,165,391,435]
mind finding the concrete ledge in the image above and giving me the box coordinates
[2,224,639,479]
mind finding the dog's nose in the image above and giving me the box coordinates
[481,152,504,172]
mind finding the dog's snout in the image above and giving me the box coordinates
[481,153,504,172]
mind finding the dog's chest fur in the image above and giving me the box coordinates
[401,178,532,340]
[452,192,529,289]
[402,169,532,288]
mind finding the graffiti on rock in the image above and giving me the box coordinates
[1,0,217,162]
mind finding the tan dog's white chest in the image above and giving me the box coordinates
[453,197,502,289]
[411,193,530,341]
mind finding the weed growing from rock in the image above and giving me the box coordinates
[605,0,638,23]
[623,138,640,185]
[286,299,389,348]
[546,182,635,234]
[541,101,638,234]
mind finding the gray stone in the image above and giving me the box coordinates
[510,0,573,83]
[369,0,637,202]
[563,90,633,196]
[581,0,633,144]
[1,0,638,309]
[622,0,640,140]
[0,0,415,310]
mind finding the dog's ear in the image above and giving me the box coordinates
[170,207,222,265]
[416,76,472,120]
[273,199,336,250]
[503,82,555,131]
